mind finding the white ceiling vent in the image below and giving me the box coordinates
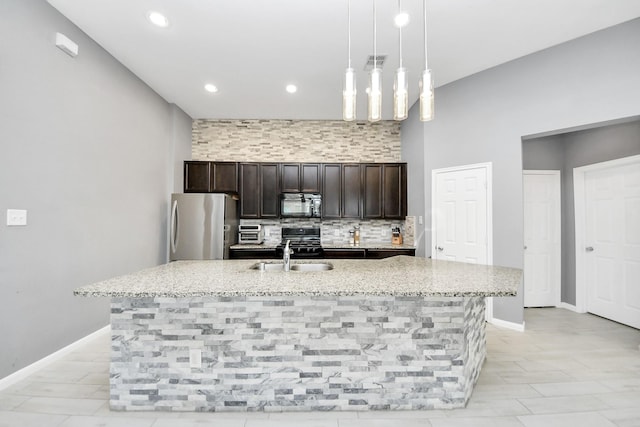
[364,54,387,70]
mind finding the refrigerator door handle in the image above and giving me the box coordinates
[170,199,179,254]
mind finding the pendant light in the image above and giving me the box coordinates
[368,0,382,122]
[393,0,408,121]
[343,0,356,121]
[419,0,434,121]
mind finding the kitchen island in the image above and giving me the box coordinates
[75,256,521,412]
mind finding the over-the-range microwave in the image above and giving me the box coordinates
[280,193,321,218]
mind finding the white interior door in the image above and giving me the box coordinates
[432,164,490,265]
[523,171,561,307]
[584,162,640,329]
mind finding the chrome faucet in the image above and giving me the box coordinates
[283,240,291,272]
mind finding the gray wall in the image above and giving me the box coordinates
[0,0,192,379]
[405,18,640,325]
[524,120,640,305]
[401,102,426,257]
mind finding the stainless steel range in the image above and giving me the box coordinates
[276,227,323,258]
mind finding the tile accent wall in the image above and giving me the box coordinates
[240,218,407,246]
[192,120,401,162]
[109,296,486,412]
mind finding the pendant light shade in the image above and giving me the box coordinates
[393,68,408,121]
[343,0,356,121]
[419,0,434,121]
[343,68,356,121]
[419,69,434,122]
[368,0,382,122]
[368,68,382,122]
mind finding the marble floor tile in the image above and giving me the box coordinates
[471,384,541,400]
[448,398,531,417]
[246,418,339,427]
[593,391,640,408]
[153,418,246,427]
[517,395,611,415]
[517,411,616,427]
[428,416,524,427]
[13,396,105,416]
[338,419,432,427]
[529,380,613,397]
[58,415,155,427]
[599,408,640,427]
[0,411,68,426]
[7,381,103,399]
[0,394,29,411]
[357,410,448,419]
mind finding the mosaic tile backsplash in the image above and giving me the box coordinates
[240,218,410,246]
[192,120,401,163]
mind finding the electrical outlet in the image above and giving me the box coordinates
[189,348,202,369]
[419,216,423,225]
[7,209,27,226]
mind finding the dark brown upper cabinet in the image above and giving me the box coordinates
[211,162,238,193]
[321,164,342,218]
[342,164,362,218]
[362,164,383,218]
[280,163,321,193]
[382,163,407,219]
[361,163,407,219]
[260,163,280,218]
[238,163,260,218]
[184,161,238,193]
[184,161,211,192]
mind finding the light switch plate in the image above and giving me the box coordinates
[7,209,27,226]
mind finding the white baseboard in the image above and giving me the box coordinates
[558,302,579,312]
[0,325,110,391]
[488,317,526,332]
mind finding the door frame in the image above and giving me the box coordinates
[431,162,494,320]
[523,170,562,308]
[573,154,640,313]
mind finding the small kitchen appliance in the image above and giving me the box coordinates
[238,224,264,244]
[280,193,322,218]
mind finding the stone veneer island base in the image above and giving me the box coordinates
[75,257,521,412]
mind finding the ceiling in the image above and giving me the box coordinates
[47,0,640,121]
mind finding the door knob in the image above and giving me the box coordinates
[585,246,594,252]
[436,246,444,251]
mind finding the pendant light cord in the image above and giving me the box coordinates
[399,0,403,68]
[423,0,428,69]
[373,0,377,71]
[347,0,351,68]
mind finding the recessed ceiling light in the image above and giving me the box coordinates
[204,83,218,93]
[286,84,297,94]
[148,11,169,28]
[394,12,409,28]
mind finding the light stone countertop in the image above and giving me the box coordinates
[74,256,521,298]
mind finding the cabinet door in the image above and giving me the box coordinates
[301,163,321,192]
[239,163,260,218]
[383,163,407,218]
[260,163,280,218]
[322,164,342,218]
[362,164,383,218]
[184,161,211,192]
[322,248,366,259]
[366,249,415,259]
[211,162,238,193]
[342,164,362,218]
[280,164,300,193]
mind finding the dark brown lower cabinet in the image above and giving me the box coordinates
[322,248,366,259]
[229,248,279,259]
[365,249,415,259]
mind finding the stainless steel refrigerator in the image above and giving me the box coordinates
[169,193,238,261]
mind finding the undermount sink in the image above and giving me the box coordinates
[291,262,333,272]
[249,262,333,272]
